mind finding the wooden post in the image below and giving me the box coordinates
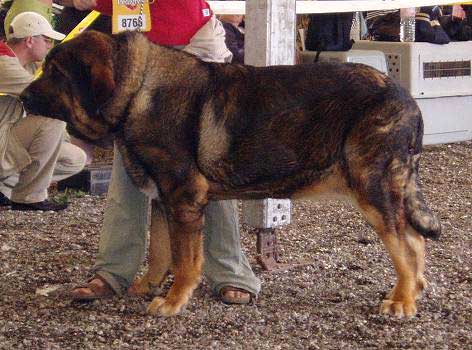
[242,0,296,271]
[245,0,296,67]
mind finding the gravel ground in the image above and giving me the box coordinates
[0,141,471,349]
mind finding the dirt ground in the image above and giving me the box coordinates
[0,141,471,349]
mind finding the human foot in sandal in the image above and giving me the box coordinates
[219,286,253,305]
[69,277,115,301]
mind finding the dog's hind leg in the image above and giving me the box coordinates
[356,197,426,318]
[129,200,172,297]
[352,156,429,318]
[378,224,426,318]
[375,154,440,317]
[147,173,208,317]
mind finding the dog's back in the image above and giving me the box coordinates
[200,64,416,189]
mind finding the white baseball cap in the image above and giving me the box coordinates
[7,11,65,41]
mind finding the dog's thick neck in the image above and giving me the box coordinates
[100,32,152,131]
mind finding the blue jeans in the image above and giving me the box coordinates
[92,145,261,296]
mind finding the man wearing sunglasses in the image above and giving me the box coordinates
[0,12,86,211]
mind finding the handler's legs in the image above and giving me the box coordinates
[91,144,149,295]
[73,151,260,301]
[204,200,261,298]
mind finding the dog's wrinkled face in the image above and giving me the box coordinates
[21,31,116,145]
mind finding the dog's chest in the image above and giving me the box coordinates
[116,141,161,200]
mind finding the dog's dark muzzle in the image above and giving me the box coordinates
[20,84,68,123]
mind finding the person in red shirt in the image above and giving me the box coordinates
[56,0,261,305]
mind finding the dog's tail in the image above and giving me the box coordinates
[405,174,441,240]
[404,114,441,240]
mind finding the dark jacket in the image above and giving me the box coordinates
[223,22,244,64]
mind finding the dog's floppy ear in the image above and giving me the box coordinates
[80,31,116,107]
[90,62,115,107]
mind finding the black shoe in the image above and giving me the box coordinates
[0,192,11,206]
[11,199,68,211]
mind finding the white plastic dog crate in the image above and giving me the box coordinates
[353,41,472,145]
[300,49,388,74]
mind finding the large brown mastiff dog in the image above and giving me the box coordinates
[21,31,440,318]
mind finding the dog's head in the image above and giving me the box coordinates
[21,31,117,145]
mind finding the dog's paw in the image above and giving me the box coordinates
[128,277,161,297]
[147,296,183,317]
[147,296,166,315]
[128,278,151,297]
[380,299,417,318]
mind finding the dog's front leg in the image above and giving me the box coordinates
[129,200,171,297]
[147,204,204,316]
[147,174,208,317]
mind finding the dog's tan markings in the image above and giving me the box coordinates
[148,172,208,316]
[191,173,210,204]
[130,200,171,296]
[129,88,153,118]
[376,120,396,134]
[100,33,152,125]
[198,100,230,166]
[390,158,408,187]
[378,230,426,318]
[291,165,350,201]
[353,199,424,318]
[148,229,203,316]
[354,150,430,317]
[405,226,427,294]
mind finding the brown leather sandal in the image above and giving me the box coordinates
[219,286,253,305]
[69,276,115,301]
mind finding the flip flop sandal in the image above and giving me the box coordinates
[219,286,253,305]
[69,276,115,301]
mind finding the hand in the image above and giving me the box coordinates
[73,0,97,11]
[452,5,466,21]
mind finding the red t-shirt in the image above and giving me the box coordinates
[95,0,212,46]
